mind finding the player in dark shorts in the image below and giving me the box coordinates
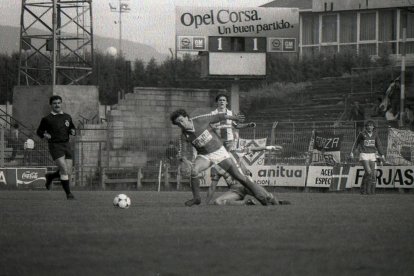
[37,95,76,200]
[170,108,284,206]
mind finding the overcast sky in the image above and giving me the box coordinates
[0,0,270,54]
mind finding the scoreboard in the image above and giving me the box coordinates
[175,6,299,77]
[178,35,297,77]
[206,36,267,76]
[208,36,266,52]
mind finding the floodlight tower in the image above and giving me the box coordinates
[109,0,130,56]
[18,0,94,86]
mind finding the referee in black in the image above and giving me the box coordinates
[37,95,76,200]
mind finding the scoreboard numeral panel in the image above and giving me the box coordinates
[209,36,266,53]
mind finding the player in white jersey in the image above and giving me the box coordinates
[210,94,255,151]
[210,94,256,192]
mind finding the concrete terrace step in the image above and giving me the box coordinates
[251,110,343,122]
[258,104,344,113]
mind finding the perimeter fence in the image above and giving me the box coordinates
[72,119,407,188]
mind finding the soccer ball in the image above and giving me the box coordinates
[106,46,117,57]
[113,194,131,209]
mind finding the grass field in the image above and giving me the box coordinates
[1,190,414,276]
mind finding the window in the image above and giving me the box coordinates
[301,46,319,57]
[400,42,414,54]
[359,43,376,55]
[360,12,376,41]
[339,45,357,54]
[302,13,319,45]
[322,14,337,43]
[400,10,414,39]
[378,42,397,55]
[340,12,357,43]
[320,45,337,55]
[379,10,397,41]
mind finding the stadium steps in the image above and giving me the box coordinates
[250,103,345,123]
[246,72,406,123]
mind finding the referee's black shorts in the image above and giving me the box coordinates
[48,142,73,160]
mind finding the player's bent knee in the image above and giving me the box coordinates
[190,167,204,178]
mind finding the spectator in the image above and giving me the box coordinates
[385,106,399,128]
[24,135,35,166]
[349,101,365,133]
[165,141,178,166]
[9,123,19,161]
[403,105,414,129]
[389,78,401,113]
[371,97,385,117]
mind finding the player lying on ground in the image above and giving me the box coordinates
[170,108,283,206]
[206,145,290,206]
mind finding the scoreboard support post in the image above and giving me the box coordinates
[231,78,240,114]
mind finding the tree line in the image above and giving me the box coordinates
[0,47,392,105]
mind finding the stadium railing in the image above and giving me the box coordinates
[72,119,412,187]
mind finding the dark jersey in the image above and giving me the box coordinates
[354,130,384,155]
[182,113,226,155]
[37,112,76,143]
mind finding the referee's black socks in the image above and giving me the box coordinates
[61,180,71,195]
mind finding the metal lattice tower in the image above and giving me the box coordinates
[18,0,94,86]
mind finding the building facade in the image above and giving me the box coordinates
[263,0,414,59]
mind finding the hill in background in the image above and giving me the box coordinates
[0,25,168,63]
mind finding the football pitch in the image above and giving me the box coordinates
[1,191,414,276]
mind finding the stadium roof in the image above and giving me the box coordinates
[260,0,312,10]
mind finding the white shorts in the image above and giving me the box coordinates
[359,153,377,162]
[199,146,231,164]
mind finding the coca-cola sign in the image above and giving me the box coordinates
[16,168,46,186]
[22,171,39,180]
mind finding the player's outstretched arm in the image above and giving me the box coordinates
[224,113,245,123]
[234,122,256,129]
[250,145,283,152]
